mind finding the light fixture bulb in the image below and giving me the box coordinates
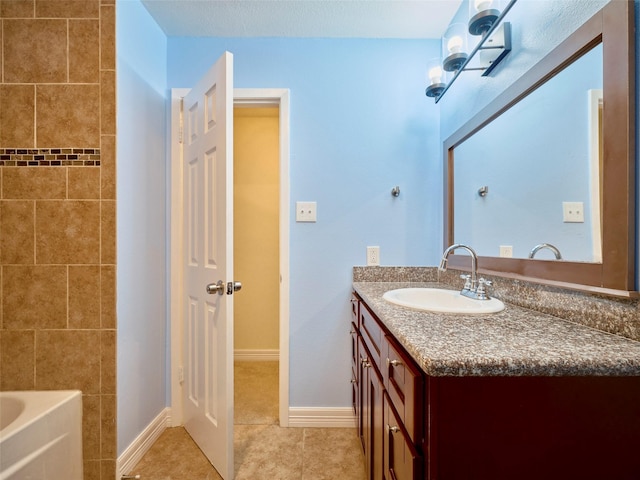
[447,35,464,54]
[428,66,443,85]
[474,0,493,12]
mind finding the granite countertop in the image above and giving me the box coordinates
[353,281,640,377]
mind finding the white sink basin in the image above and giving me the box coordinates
[382,288,505,314]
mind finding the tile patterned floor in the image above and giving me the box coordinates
[128,362,366,480]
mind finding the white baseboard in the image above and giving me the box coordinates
[288,407,357,428]
[117,408,171,477]
[234,349,279,361]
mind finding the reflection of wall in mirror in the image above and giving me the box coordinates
[453,44,602,262]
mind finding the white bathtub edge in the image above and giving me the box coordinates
[117,407,171,478]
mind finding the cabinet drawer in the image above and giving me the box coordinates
[384,334,423,444]
[360,302,383,372]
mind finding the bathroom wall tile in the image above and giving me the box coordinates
[101,329,115,394]
[2,167,66,199]
[1,0,35,18]
[0,200,35,264]
[3,19,67,83]
[82,394,101,460]
[0,85,35,147]
[35,0,99,18]
[101,265,115,328]
[83,461,100,480]
[101,0,115,4]
[35,200,100,264]
[100,134,116,199]
[101,394,116,457]
[100,70,116,135]
[36,85,101,148]
[100,5,115,70]
[69,266,100,329]
[36,330,101,393]
[68,167,100,199]
[101,200,116,264]
[69,19,100,83]
[0,330,35,390]
[0,22,3,81]
[101,460,116,480]
[3,265,66,329]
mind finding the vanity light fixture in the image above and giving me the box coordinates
[469,0,503,36]
[443,23,469,72]
[425,59,446,98]
[425,0,517,103]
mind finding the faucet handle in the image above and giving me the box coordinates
[476,278,492,299]
[459,274,472,291]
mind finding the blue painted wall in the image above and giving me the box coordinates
[116,0,168,455]
[167,37,441,407]
[116,0,640,457]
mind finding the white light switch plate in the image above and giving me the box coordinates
[296,201,317,222]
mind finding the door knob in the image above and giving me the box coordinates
[206,280,225,295]
[227,281,242,294]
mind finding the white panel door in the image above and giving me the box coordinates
[182,51,235,479]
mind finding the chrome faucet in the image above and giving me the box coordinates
[528,243,562,260]
[439,244,492,300]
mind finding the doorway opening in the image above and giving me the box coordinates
[233,104,280,426]
[170,88,291,430]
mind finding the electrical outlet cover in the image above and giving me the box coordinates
[562,201,584,223]
[367,246,380,266]
[296,201,317,222]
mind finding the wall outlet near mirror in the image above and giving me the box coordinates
[499,245,513,258]
[562,202,584,223]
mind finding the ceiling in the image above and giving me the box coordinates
[141,0,463,39]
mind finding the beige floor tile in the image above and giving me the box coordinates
[132,427,223,479]
[302,428,366,480]
[131,361,366,480]
[234,424,304,480]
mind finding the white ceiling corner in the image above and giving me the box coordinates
[140,0,463,39]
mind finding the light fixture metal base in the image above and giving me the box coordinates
[480,22,512,76]
[443,52,469,72]
[469,9,500,36]
[426,82,446,98]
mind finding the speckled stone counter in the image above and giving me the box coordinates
[352,281,640,377]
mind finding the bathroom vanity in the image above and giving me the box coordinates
[351,281,640,480]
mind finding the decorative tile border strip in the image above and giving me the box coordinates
[0,148,100,166]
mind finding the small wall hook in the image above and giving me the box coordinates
[478,186,489,197]
[391,186,400,197]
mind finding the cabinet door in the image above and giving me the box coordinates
[383,393,422,480]
[360,336,384,480]
[351,322,360,435]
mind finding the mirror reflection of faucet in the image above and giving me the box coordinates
[528,243,562,260]
[439,244,494,300]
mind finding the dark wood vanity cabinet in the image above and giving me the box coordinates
[351,292,640,480]
[352,293,423,480]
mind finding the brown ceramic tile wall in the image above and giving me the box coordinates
[0,2,116,479]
